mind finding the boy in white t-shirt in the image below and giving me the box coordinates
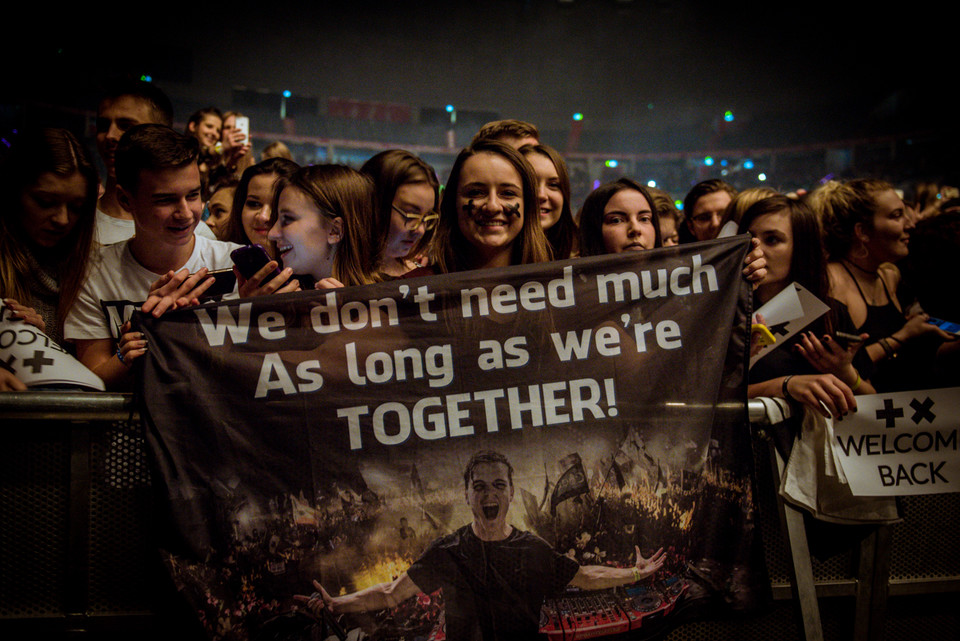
[93,79,217,245]
[65,125,251,389]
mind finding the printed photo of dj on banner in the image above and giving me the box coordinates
[136,235,770,641]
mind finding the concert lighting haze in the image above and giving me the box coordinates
[6,0,954,158]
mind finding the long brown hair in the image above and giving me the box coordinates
[432,140,552,273]
[577,178,662,256]
[520,143,579,260]
[0,128,98,328]
[225,157,299,250]
[273,165,381,286]
[360,149,439,262]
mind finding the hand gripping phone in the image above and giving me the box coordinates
[231,244,281,283]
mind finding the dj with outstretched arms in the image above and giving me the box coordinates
[297,450,665,641]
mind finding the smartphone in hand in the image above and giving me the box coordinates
[234,116,249,143]
[928,317,960,336]
[198,269,237,300]
[231,244,281,283]
[833,331,865,348]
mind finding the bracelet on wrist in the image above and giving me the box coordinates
[782,375,795,401]
[888,335,902,346]
[851,369,862,391]
[116,345,127,365]
[879,338,897,359]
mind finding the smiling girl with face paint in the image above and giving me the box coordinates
[423,140,552,275]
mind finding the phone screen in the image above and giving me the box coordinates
[234,116,249,141]
[929,317,960,335]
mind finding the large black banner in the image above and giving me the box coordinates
[137,236,767,640]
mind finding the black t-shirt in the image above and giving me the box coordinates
[407,524,580,641]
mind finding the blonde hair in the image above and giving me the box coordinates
[722,187,779,228]
[261,141,293,162]
[809,179,894,259]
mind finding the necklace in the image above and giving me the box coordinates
[841,259,889,307]
[842,258,879,277]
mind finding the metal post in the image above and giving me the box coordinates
[769,439,825,641]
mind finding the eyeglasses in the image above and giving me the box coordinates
[392,205,439,231]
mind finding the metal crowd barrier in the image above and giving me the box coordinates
[1,393,957,641]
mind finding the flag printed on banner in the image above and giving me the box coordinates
[290,492,319,526]
[610,458,626,490]
[550,453,591,516]
[0,300,104,390]
[136,236,768,641]
[750,282,831,368]
[832,387,960,496]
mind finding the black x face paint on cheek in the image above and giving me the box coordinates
[462,199,475,216]
[504,203,521,218]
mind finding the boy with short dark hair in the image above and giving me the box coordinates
[65,124,241,389]
[94,79,217,244]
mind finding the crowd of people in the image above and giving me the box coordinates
[2,79,958,420]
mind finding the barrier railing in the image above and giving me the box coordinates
[1,394,957,640]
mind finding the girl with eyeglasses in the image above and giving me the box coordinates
[360,150,440,278]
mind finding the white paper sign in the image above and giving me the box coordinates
[750,282,831,369]
[0,301,105,390]
[832,388,960,496]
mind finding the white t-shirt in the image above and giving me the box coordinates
[64,235,241,342]
[94,209,217,246]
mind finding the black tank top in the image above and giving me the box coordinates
[840,262,935,392]
[841,262,905,340]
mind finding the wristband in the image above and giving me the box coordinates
[888,335,902,346]
[782,375,795,401]
[851,370,862,391]
[117,345,127,365]
[879,338,896,358]
[632,567,642,583]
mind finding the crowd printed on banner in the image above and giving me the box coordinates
[136,238,765,641]
[832,388,960,496]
